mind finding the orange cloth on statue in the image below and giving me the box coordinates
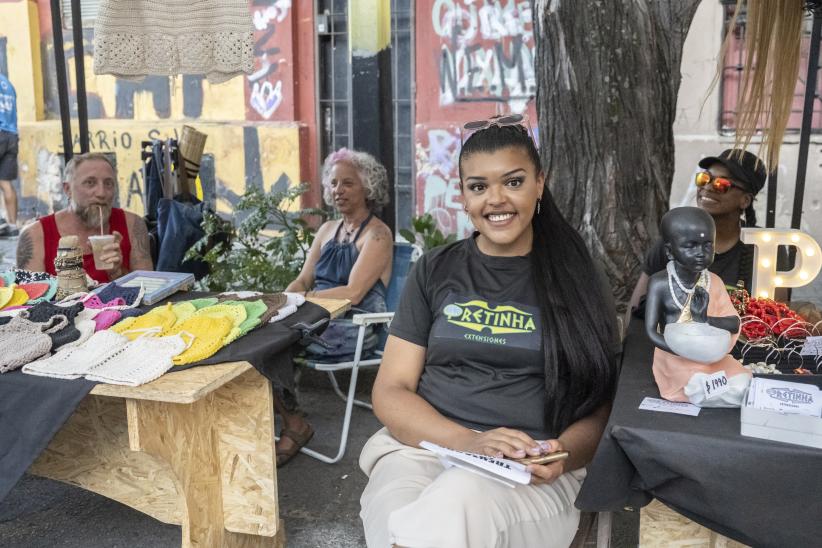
[652,272,750,402]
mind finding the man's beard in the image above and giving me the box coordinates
[71,201,112,229]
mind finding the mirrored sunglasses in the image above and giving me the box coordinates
[694,171,747,194]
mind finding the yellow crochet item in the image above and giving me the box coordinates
[6,287,29,308]
[168,315,233,365]
[0,286,13,309]
[171,301,197,324]
[110,303,178,340]
[191,303,247,344]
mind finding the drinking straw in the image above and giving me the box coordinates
[99,205,104,236]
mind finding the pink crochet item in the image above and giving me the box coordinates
[84,295,127,309]
[94,310,122,331]
[19,283,49,301]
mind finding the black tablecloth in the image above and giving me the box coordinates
[0,296,329,503]
[576,322,822,548]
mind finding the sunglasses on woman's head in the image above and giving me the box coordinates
[694,171,747,193]
[460,114,536,144]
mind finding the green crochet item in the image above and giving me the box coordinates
[189,297,220,310]
[222,300,267,336]
[171,301,198,323]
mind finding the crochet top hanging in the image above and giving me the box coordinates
[93,0,254,84]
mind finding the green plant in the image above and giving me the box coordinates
[187,183,326,293]
[399,213,457,252]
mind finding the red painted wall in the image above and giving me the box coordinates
[415,0,538,237]
[245,0,296,121]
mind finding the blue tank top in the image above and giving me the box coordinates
[0,75,17,134]
[313,213,387,313]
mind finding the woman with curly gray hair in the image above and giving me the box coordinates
[278,148,393,465]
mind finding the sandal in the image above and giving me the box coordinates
[276,422,315,466]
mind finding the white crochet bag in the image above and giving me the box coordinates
[84,332,192,386]
[22,329,129,380]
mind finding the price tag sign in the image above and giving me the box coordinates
[801,336,822,356]
[703,371,730,399]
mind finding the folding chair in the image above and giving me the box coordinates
[300,242,415,463]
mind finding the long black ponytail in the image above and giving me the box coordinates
[459,124,619,434]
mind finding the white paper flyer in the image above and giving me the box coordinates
[419,441,532,488]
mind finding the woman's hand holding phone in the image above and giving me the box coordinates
[521,439,568,485]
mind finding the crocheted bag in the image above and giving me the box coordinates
[19,282,49,302]
[171,301,197,323]
[93,310,122,331]
[23,329,129,380]
[95,283,144,307]
[24,301,84,350]
[0,315,67,373]
[0,286,12,309]
[190,303,247,344]
[221,300,267,337]
[84,333,190,386]
[168,315,233,365]
[6,287,29,308]
[189,297,219,310]
[110,303,177,339]
[13,269,53,284]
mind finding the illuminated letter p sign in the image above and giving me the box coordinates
[740,228,822,300]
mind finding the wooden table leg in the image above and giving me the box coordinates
[128,368,284,548]
[639,499,748,548]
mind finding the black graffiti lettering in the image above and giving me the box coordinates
[465,44,483,94]
[439,47,457,98]
[254,26,281,56]
[127,171,143,209]
[97,130,110,150]
[121,131,132,149]
[494,36,526,92]
[435,0,534,103]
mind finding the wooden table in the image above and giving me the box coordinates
[28,298,350,548]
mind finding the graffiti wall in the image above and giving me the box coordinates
[0,0,311,221]
[415,0,537,235]
[417,0,536,120]
[246,0,295,121]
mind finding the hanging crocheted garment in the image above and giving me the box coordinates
[93,0,254,84]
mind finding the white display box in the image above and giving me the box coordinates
[740,388,822,449]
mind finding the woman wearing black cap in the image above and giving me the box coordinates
[629,149,788,319]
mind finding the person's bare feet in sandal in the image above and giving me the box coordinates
[276,413,314,466]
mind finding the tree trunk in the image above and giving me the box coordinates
[534,0,702,310]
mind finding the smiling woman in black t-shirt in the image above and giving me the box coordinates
[358,120,620,548]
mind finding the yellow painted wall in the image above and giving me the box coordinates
[17,121,303,215]
[2,0,44,121]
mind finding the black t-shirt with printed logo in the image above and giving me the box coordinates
[389,235,552,439]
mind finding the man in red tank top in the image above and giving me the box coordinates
[15,153,153,283]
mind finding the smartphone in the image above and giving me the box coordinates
[514,451,569,465]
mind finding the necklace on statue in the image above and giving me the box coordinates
[666,261,710,311]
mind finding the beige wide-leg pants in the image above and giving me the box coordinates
[359,428,585,548]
